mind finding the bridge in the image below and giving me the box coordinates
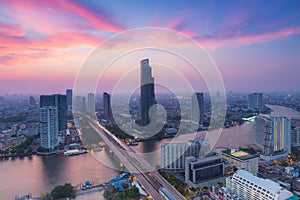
[81,114,186,200]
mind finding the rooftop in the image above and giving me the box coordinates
[223,149,258,160]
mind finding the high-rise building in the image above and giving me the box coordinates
[255,115,291,159]
[226,170,293,200]
[161,139,209,170]
[221,149,259,175]
[103,92,112,119]
[66,89,72,111]
[40,106,58,149]
[29,96,36,108]
[140,59,156,126]
[87,93,95,114]
[40,94,67,132]
[191,92,204,124]
[185,155,227,188]
[291,118,300,147]
[248,92,263,111]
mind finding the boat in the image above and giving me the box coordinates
[64,149,87,156]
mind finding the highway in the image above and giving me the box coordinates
[84,115,186,200]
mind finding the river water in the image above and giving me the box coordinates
[0,104,298,199]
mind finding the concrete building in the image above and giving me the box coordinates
[291,118,300,147]
[185,155,230,188]
[221,149,258,175]
[87,93,95,114]
[66,89,72,112]
[140,58,156,126]
[40,94,67,132]
[255,115,291,160]
[103,92,112,119]
[161,139,209,170]
[191,92,204,125]
[226,170,294,200]
[248,92,263,111]
[40,106,58,149]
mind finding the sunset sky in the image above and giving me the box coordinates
[0,0,300,94]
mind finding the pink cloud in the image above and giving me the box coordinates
[197,27,300,50]
[0,22,25,37]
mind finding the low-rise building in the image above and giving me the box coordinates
[221,149,259,175]
[185,154,232,188]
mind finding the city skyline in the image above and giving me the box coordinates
[0,1,300,94]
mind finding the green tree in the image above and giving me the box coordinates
[51,183,73,199]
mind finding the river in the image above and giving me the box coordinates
[0,104,298,199]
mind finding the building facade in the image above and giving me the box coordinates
[248,92,263,111]
[161,140,209,170]
[103,92,112,119]
[226,170,293,200]
[191,92,204,125]
[291,118,300,147]
[66,89,72,111]
[140,59,156,126]
[221,149,258,175]
[255,115,291,159]
[185,155,227,188]
[87,93,95,114]
[40,94,67,132]
[40,106,58,149]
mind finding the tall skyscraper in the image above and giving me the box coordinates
[66,89,72,111]
[40,106,58,149]
[29,96,36,108]
[248,92,263,111]
[103,92,112,119]
[191,92,204,124]
[87,93,95,114]
[255,115,291,159]
[291,118,300,147]
[40,94,67,132]
[140,59,156,126]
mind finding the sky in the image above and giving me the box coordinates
[0,0,300,95]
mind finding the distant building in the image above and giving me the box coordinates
[191,92,204,125]
[87,93,95,114]
[29,96,36,108]
[74,95,86,112]
[185,155,230,188]
[226,170,294,200]
[40,106,58,149]
[221,149,258,175]
[66,89,72,111]
[291,118,300,147]
[255,115,291,160]
[140,59,156,126]
[103,92,112,119]
[161,139,209,170]
[248,92,263,111]
[40,94,67,132]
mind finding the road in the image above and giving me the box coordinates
[84,115,186,200]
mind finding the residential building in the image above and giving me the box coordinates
[40,106,58,149]
[161,139,210,170]
[291,118,300,147]
[248,92,263,111]
[221,149,259,175]
[87,93,95,114]
[40,94,67,132]
[226,170,294,200]
[191,92,204,125]
[255,115,291,160]
[66,89,72,111]
[103,92,112,119]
